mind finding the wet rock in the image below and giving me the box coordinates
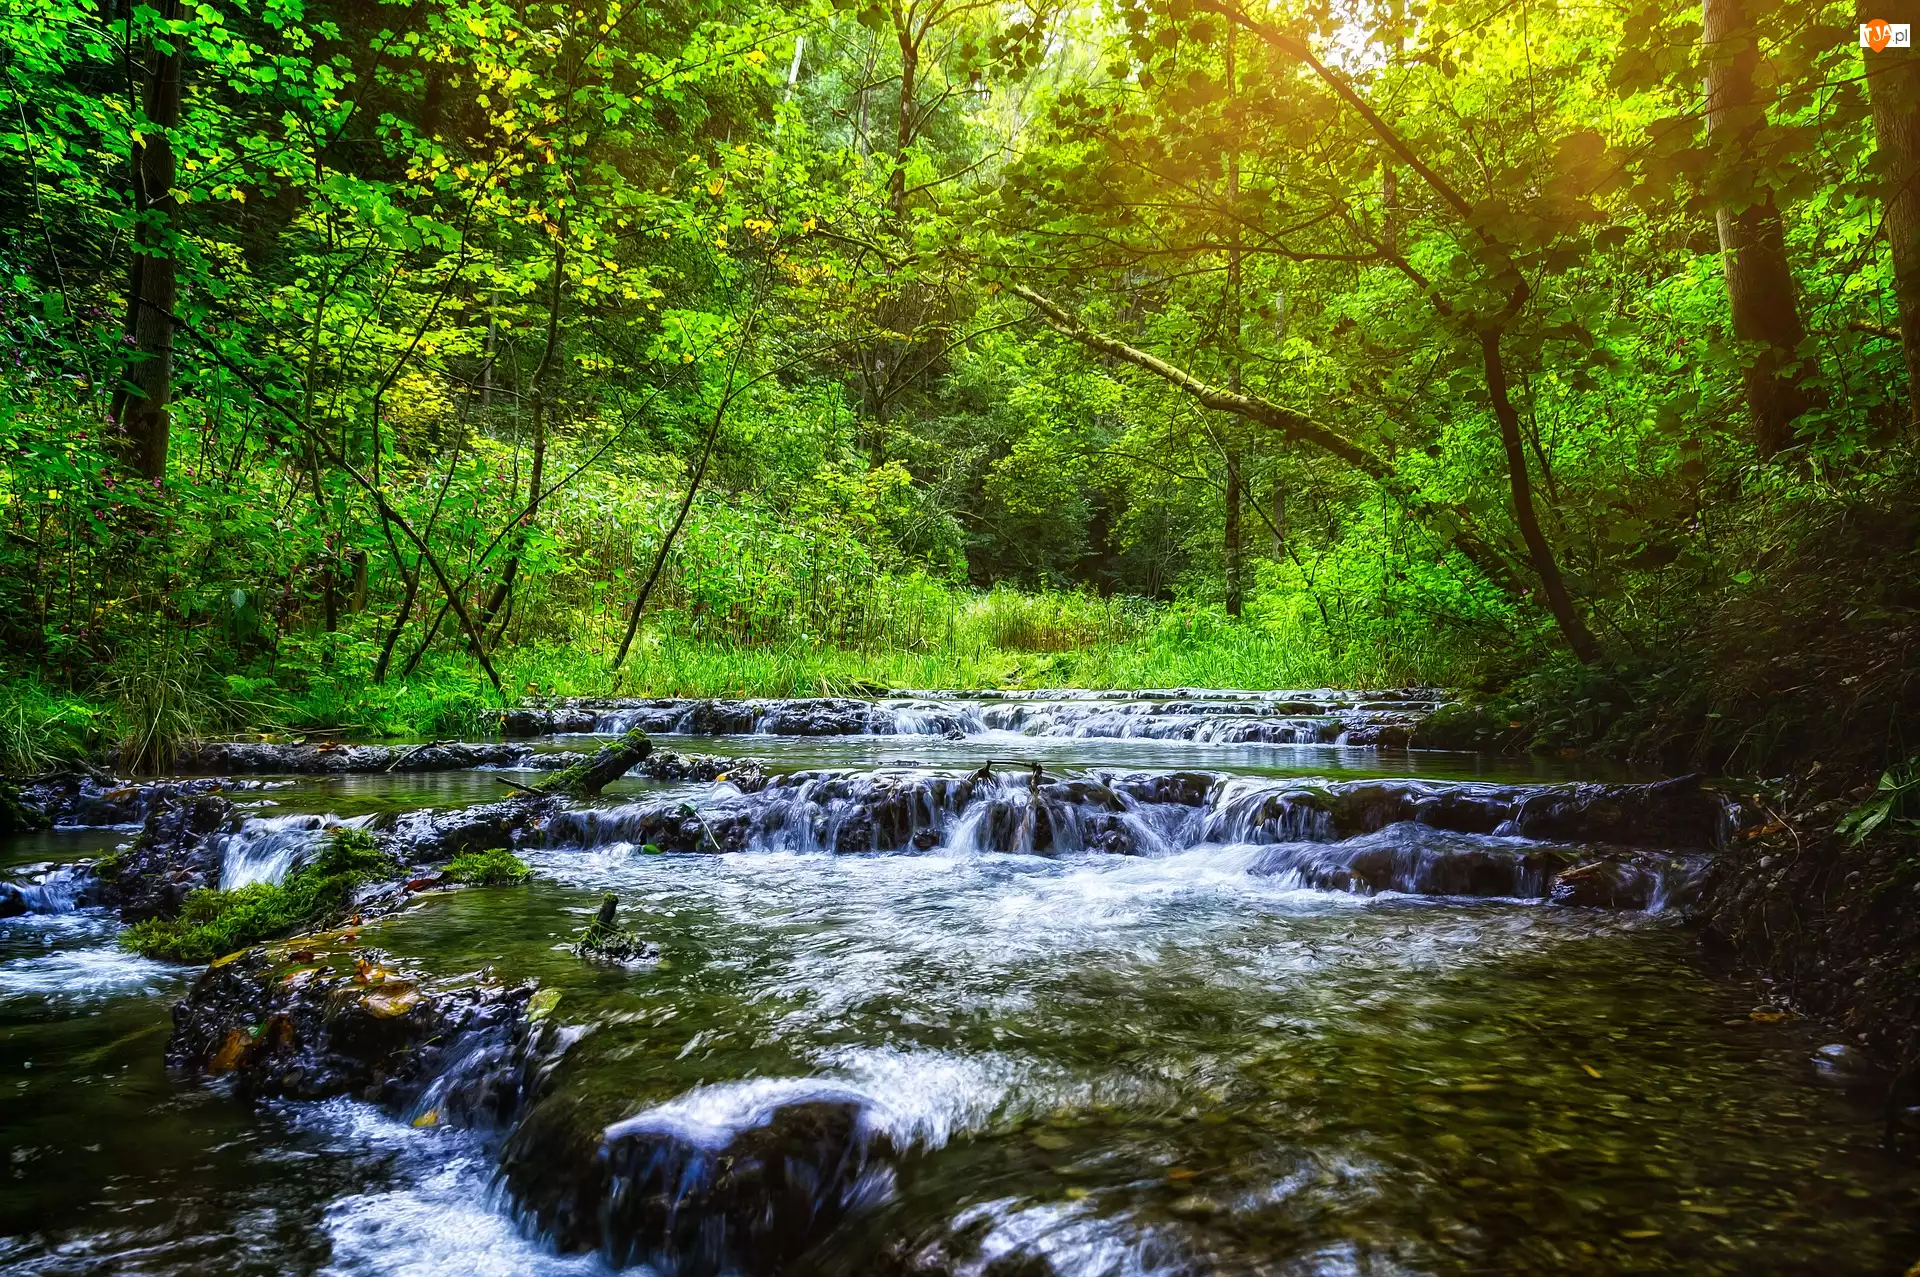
[1410,790,1514,835]
[95,792,237,921]
[1253,823,1572,898]
[1510,774,1727,849]
[637,751,768,791]
[1106,771,1216,807]
[176,740,539,774]
[0,778,51,833]
[1810,1043,1890,1089]
[756,698,884,736]
[380,795,559,863]
[1336,713,1419,747]
[167,947,548,1120]
[19,772,233,827]
[1548,858,1657,909]
[505,1089,897,1274]
[499,705,605,736]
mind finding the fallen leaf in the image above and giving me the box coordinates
[210,1028,251,1072]
[412,1109,440,1128]
[363,984,423,1018]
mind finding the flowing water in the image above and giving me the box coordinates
[2,692,1917,1275]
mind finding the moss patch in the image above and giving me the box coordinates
[122,826,397,963]
[445,847,533,886]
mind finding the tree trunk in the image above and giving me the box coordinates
[1009,282,1523,598]
[534,729,652,797]
[1480,330,1600,663]
[112,0,185,480]
[478,244,564,644]
[891,1,916,220]
[1701,0,1818,457]
[1864,0,1920,437]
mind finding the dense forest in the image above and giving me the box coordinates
[0,0,1916,778]
[6,2,1920,1267]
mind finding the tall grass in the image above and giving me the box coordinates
[0,678,104,774]
[0,578,1478,772]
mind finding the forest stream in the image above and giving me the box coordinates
[3,690,1917,1275]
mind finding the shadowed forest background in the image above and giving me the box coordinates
[2,0,1917,780]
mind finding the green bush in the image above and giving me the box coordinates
[444,848,534,886]
[122,827,398,963]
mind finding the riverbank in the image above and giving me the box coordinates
[0,611,1455,774]
[4,695,1916,1272]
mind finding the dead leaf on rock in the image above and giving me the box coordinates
[362,984,423,1018]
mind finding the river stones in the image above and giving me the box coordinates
[175,740,543,774]
[380,795,559,862]
[167,946,546,1119]
[95,791,237,921]
[1510,774,1726,849]
[17,772,235,828]
[1250,824,1574,898]
[1545,853,1714,910]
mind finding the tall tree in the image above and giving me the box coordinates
[1700,0,1819,457]
[1865,1,1920,436]
[111,0,185,480]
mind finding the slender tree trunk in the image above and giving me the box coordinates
[1702,0,1818,457]
[611,319,756,672]
[890,1,916,220]
[1222,24,1244,620]
[113,0,184,480]
[1480,331,1600,662]
[1864,0,1920,436]
[478,242,564,643]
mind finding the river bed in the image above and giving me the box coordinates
[3,692,1916,1274]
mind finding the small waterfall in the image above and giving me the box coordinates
[1248,824,1566,899]
[0,865,103,915]
[529,765,1729,912]
[217,813,378,889]
[522,690,1443,743]
[1200,778,1336,845]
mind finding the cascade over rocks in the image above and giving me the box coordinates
[0,864,112,916]
[167,946,551,1120]
[494,689,1447,744]
[95,791,237,921]
[502,1084,899,1275]
[537,766,1732,907]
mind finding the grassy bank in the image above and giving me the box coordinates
[0,588,1462,773]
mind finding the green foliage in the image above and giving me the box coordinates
[1838,761,1920,846]
[0,677,101,774]
[121,827,397,963]
[444,848,533,886]
[0,0,1910,779]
